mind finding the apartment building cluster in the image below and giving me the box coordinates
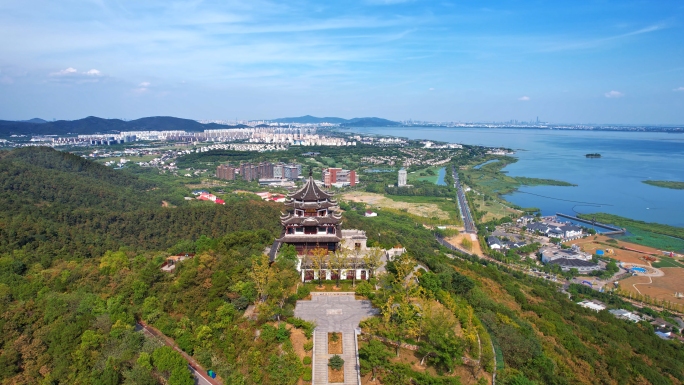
[322,167,358,188]
[216,162,301,182]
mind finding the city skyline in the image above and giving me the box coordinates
[1,1,684,124]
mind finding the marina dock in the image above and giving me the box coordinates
[555,213,625,235]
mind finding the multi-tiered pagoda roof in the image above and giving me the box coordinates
[276,175,342,253]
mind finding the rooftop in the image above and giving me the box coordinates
[288,175,334,201]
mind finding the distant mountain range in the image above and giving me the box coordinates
[0,116,245,136]
[0,115,400,136]
[270,115,400,127]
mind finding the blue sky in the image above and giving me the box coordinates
[1,0,683,123]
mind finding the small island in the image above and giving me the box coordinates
[585,153,601,158]
[643,180,684,190]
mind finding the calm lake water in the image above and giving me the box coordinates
[344,127,684,227]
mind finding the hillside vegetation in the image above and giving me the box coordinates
[343,202,684,384]
[0,148,682,385]
[0,147,281,264]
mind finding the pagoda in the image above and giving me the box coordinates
[276,173,343,254]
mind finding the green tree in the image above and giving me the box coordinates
[328,355,345,371]
[250,254,275,303]
[359,340,393,381]
[310,247,329,287]
[99,250,129,275]
[276,243,298,269]
[329,249,348,288]
[169,366,194,385]
[363,248,384,279]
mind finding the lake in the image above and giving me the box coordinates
[343,127,684,227]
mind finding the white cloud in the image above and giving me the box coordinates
[518,96,530,101]
[134,81,151,93]
[674,87,684,92]
[429,87,434,91]
[85,69,102,76]
[50,67,77,76]
[604,90,624,98]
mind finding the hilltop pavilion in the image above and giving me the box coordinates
[270,173,398,282]
[276,173,343,254]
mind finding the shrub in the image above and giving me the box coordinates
[303,356,312,365]
[355,281,373,298]
[296,285,311,300]
[289,317,315,339]
[328,355,344,371]
[302,371,312,382]
[304,340,313,352]
[261,323,290,343]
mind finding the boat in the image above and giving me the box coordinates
[585,153,601,158]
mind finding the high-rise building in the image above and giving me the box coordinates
[273,164,283,179]
[234,162,302,182]
[240,163,258,181]
[216,164,236,180]
[398,168,407,187]
[284,164,300,180]
[258,162,274,179]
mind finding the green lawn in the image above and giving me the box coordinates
[652,258,684,268]
[580,213,684,252]
[384,194,462,225]
[407,166,442,184]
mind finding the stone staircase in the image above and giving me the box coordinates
[312,330,360,385]
[341,331,360,385]
[313,330,328,384]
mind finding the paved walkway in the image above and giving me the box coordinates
[295,293,378,385]
[136,321,221,385]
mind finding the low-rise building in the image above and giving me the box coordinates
[577,299,606,312]
[549,257,601,272]
[609,309,642,323]
[322,167,358,187]
[517,215,537,225]
[487,236,505,250]
[161,253,195,272]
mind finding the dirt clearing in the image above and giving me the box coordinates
[620,267,684,303]
[341,192,450,220]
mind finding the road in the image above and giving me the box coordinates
[452,165,476,234]
[136,322,221,385]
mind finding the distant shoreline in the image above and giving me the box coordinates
[367,125,684,133]
[643,180,684,190]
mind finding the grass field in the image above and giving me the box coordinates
[578,213,684,252]
[341,191,461,225]
[407,166,442,184]
[652,258,684,268]
[471,195,520,222]
[388,194,462,225]
[616,227,684,252]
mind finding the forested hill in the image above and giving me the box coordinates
[0,147,281,264]
[0,116,238,136]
